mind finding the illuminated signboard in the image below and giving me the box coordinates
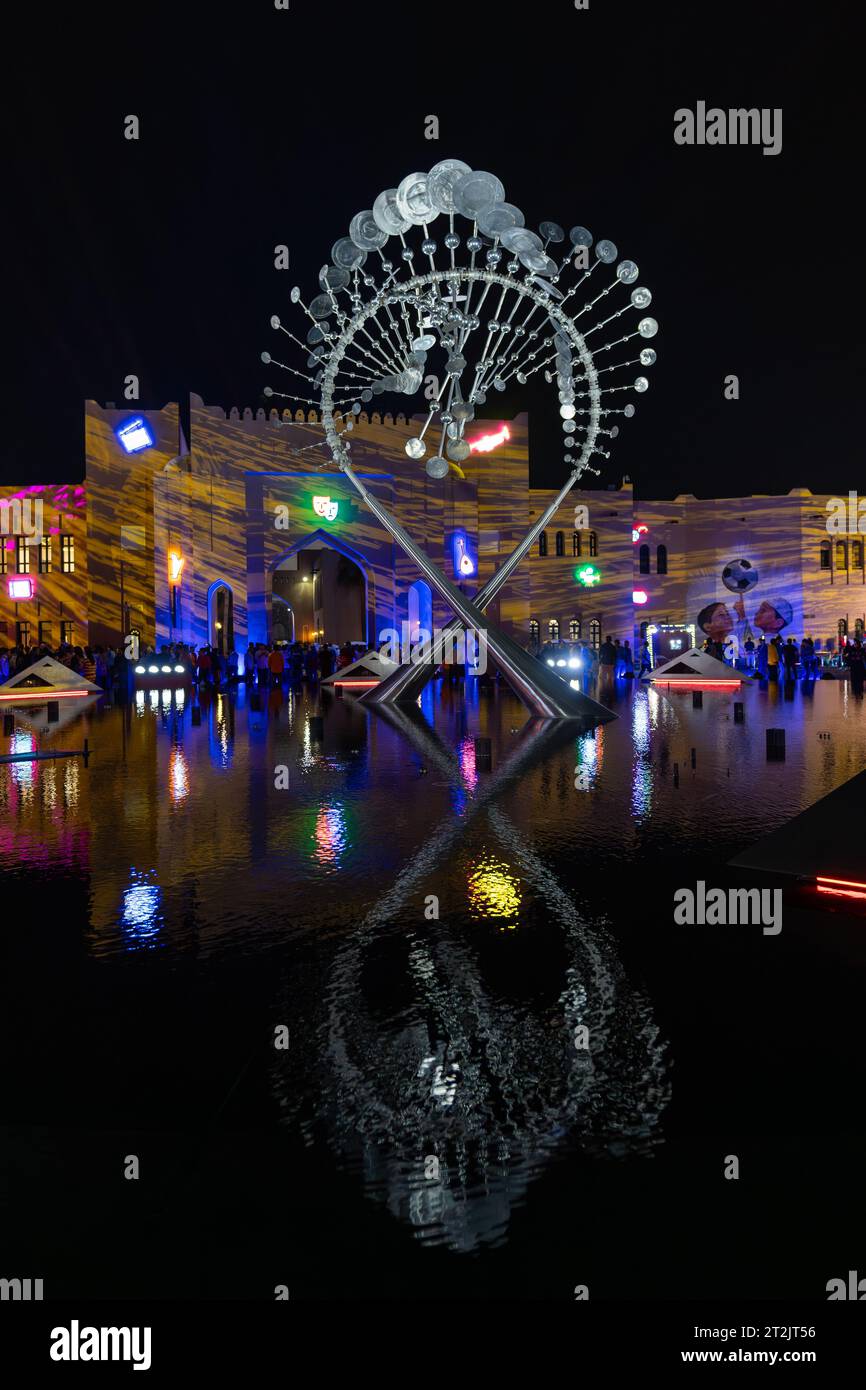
[575,564,601,588]
[632,524,648,544]
[8,578,33,599]
[168,550,185,583]
[116,417,154,454]
[312,495,339,522]
[633,589,649,605]
[452,532,476,577]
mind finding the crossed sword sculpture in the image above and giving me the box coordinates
[335,460,616,724]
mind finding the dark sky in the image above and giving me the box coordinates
[1,0,859,499]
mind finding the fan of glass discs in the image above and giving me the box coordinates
[262,159,658,480]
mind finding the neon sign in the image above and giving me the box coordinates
[575,564,601,588]
[312,495,339,522]
[116,417,154,453]
[633,589,649,605]
[632,524,648,543]
[8,578,33,599]
[452,532,476,577]
[168,550,185,583]
[468,425,510,454]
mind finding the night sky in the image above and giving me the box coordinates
[2,0,858,499]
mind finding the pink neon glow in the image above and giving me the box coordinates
[0,690,91,701]
[469,425,511,454]
[651,679,741,688]
[7,578,33,600]
[632,524,649,543]
[633,589,649,605]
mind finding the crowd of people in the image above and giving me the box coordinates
[142,639,366,686]
[0,638,368,691]
[3,630,865,696]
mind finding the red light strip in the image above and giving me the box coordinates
[817,885,866,901]
[817,875,866,891]
[333,679,379,688]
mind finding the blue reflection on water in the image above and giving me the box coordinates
[121,868,163,950]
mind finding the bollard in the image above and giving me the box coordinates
[474,736,492,771]
[692,690,703,708]
[47,701,60,724]
[309,715,324,741]
[673,761,680,787]
[766,728,786,760]
[690,747,696,769]
[191,706,202,726]
[3,713,15,735]
[733,702,744,723]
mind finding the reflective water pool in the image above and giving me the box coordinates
[2,676,865,1296]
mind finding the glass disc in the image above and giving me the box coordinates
[372,188,411,236]
[477,202,525,236]
[331,237,366,270]
[427,158,472,213]
[396,172,436,225]
[349,210,388,250]
[452,170,505,219]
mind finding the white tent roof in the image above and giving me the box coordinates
[321,649,399,684]
[648,647,741,683]
[0,655,102,694]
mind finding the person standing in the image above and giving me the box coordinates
[622,639,634,678]
[767,637,780,682]
[267,645,285,686]
[782,636,799,680]
[638,639,652,677]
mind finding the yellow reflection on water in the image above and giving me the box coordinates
[467,855,521,926]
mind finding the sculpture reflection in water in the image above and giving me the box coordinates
[271,708,670,1253]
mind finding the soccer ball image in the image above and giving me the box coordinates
[721,558,759,593]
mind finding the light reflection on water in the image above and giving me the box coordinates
[2,676,865,1251]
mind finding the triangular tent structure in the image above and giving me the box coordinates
[0,655,102,697]
[321,648,400,687]
[647,647,741,685]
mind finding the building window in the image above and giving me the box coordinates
[572,532,581,557]
[555,530,565,556]
[16,621,31,647]
[639,543,650,575]
[836,540,848,570]
[838,618,848,640]
[529,618,539,645]
[589,618,601,648]
[60,621,73,646]
[548,619,559,642]
[16,537,31,573]
[852,540,864,569]
[588,531,598,557]
[538,531,548,557]
[820,540,831,569]
[61,535,75,573]
[39,537,52,573]
[656,544,668,574]
[38,621,53,646]
[855,618,865,639]
[569,619,580,640]
[0,543,8,575]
